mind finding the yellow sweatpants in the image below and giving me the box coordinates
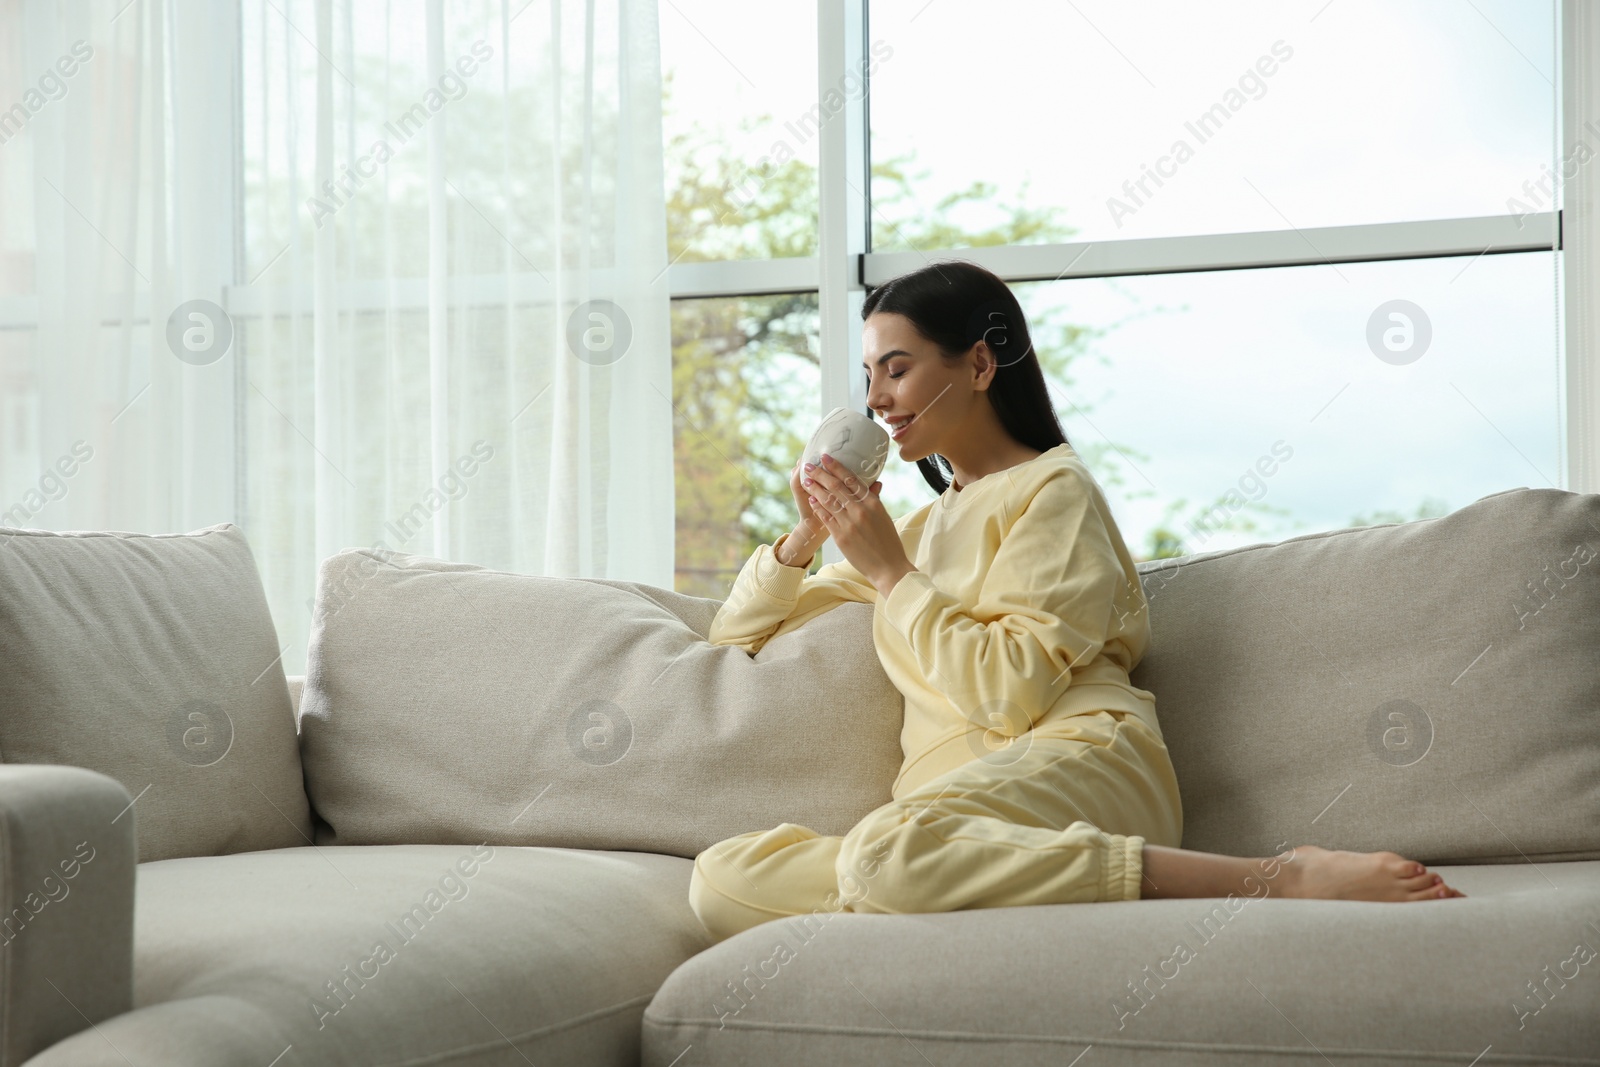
[689,709,1185,944]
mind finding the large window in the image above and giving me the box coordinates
[661,0,1565,587]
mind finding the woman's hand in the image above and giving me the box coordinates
[789,458,827,539]
[802,453,915,596]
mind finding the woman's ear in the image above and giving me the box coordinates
[969,341,998,391]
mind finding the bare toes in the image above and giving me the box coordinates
[1415,883,1466,901]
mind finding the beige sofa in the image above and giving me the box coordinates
[2,484,1597,1066]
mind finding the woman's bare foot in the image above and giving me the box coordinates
[1275,844,1466,902]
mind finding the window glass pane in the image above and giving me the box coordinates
[978,250,1559,561]
[869,0,1558,250]
[672,292,821,598]
[661,1,819,261]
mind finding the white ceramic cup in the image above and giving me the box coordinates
[802,406,891,487]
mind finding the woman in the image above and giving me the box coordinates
[691,261,1464,944]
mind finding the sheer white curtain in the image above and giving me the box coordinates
[1,0,241,534]
[1,0,673,675]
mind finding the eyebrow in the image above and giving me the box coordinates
[862,349,914,369]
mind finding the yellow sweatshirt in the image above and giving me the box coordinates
[707,442,1163,800]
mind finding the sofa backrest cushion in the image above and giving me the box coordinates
[1129,486,1600,864]
[0,523,313,862]
[298,549,906,858]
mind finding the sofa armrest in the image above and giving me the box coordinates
[0,765,135,1066]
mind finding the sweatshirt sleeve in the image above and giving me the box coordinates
[707,530,877,655]
[876,469,1121,736]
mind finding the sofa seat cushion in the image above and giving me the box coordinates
[642,861,1600,1066]
[23,844,714,1067]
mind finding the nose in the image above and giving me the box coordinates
[866,377,893,416]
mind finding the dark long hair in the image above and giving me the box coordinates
[862,260,1069,494]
